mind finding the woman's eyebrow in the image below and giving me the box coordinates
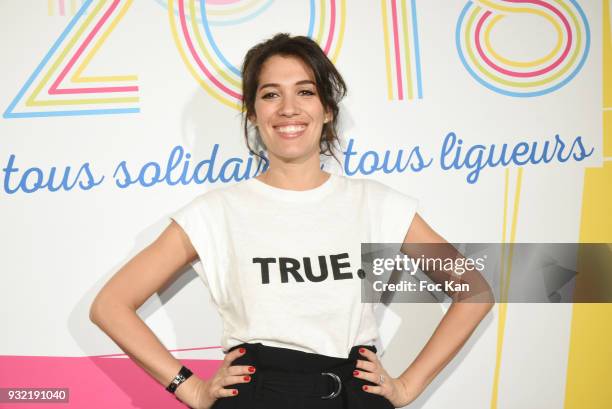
[258,80,316,91]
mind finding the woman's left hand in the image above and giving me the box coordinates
[354,348,424,408]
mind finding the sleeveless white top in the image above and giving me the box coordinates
[169,173,418,358]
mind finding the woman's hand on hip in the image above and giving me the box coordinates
[188,347,255,408]
[354,348,424,407]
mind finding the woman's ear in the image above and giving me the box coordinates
[248,114,257,127]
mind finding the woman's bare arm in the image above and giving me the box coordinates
[89,220,203,406]
[396,213,495,394]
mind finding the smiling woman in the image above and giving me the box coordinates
[90,33,494,409]
[250,55,329,163]
[240,34,347,177]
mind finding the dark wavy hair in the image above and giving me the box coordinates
[241,33,347,168]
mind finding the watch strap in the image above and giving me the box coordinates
[166,365,193,394]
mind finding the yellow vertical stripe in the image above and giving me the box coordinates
[605,111,612,157]
[504,168,522,300]
[48,0,54,16]
[564,2,612,408]
[564,162,612,409]
[315,0,326,45]
[490,168,523,409]
[381,0,393,99]
[400,0,413,99]
[330,0,346,64]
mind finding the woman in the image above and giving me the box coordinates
[90,33,494,409]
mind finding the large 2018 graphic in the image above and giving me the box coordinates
[4,0,590,118]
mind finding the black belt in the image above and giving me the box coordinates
[252,362,354,400]
[209,342,394,409]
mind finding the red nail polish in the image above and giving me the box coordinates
[232,390,238,395]
[359,348,365,353]
[248,366,255,372]
[239,348,245,354]
[353,370,359,376]
[243,376,250,381]
[363,385,368,391]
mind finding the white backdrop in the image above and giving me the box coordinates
[0,1,606,408]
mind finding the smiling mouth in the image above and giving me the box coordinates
[274,124,307,139]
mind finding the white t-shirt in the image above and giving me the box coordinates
[169,173,418,358]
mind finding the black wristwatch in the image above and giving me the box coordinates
[166,366,193,394]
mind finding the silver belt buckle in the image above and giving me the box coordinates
[320,372,342,399]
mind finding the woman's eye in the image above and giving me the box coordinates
[261,92,277,99]
[299,90,315,96]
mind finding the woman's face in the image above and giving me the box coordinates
[250,54,331,163]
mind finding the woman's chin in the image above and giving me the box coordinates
[269,147,318,162]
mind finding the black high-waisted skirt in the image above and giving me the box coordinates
[210,342,395,409]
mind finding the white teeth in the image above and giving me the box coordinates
[276,125,306,133]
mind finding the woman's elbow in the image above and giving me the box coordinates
[89,291,125,325]
[89,294,106,325]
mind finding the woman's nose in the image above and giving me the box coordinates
[278,95,299,116]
